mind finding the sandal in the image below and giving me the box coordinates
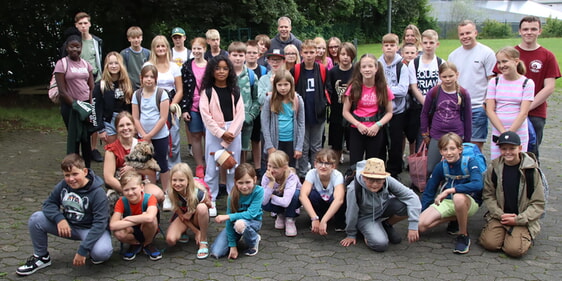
[197,241,209,259]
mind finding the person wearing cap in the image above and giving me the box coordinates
[479,131,545,257]
[340,158,421,252]
[171,27,192,67]
[257,48,285,106]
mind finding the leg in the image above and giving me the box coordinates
[387,112,406,177]
[453,193,474,236]
[418,205,455,233]
[236,219,262,249]
[167,116,182,168]
[152,137,170,192]
[28,211,60,257]
[308,121,325,168]
[426,138,441,176]
[502,226,533,258]
[166,216,189,246]
[225,134,242,194]
[140,213,159,246]
[348,127,365,166]
[210,228,232,258]
[144,183,164,203]
[528,116,545,159]
[282,189,302,218]
[192,203,210,244]
[204,131,222,201]
[297,123,312,178]
[478,218,507,252]
[75,229,113,262]
[357,216,389,252]
[366,129,386,160]
[251,115,263,170]
[470,107,488,151]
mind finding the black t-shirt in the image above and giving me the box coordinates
[502,163,521,214]
[214,86,233,122]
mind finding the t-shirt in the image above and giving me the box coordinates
[81,39,100,79]
[408,56,443,97]
[114,192,158,216]
[215,86,233,121]
[305,168,344,202]
[344,84,395,127]
[191,63,206,111]
[172,48,190,67]
[303,69,317,124]
[54,57,92,101]
[121,48,149,90]
[422,87,472,141]
[104,138,131,169]
[132,88,170,139]
[143,62,181,100]
[502,163,520,214]
[278,102,294,142]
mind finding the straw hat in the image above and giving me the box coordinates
[361,158,390,179]
[214,149,237,170]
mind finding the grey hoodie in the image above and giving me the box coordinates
[378,54,409,114]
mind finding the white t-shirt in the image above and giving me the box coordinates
[304,169,344,202]
[408,56,443,96]
[172,48,192,67]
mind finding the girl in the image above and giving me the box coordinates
[55,34,95,167]
[327,42,356,164]
[342,54,394,166]
[94,52,133,145]
[132,64,171,199]
[199,56,245,216]
[210,164,264,259]
[314,37,333,70]
[261,150,302,237]
[327,37,341,66]
[486,47,534,159]
[418,133,483,254]
[299,149,346,235]
[181,37,208,179]
[420,62,472,176]
[399,24,422,55]
[166,163,212,259]
[284,44,301,71]
[261,69,305,168]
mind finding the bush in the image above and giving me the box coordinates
[480,19,512,39]
[541,17,562,37]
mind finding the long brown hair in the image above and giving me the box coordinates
[347,54,388,108]
[230,163,257,212]
[270,69,296,114]
[100,52,133,103]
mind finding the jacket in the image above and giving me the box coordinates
[291,62,327,124]
[270,33,303,51]
[238,66,260,124]
[378,54,409,114]
[180,58,197,112]
[260,94,305,154]
[199,86,245,148]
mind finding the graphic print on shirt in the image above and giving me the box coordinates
[436,99,460,121]
[60,189,89,221]
[417,69,440,95]
[306,78,315,93]
[335,79,348,103]
[529,60,543,73]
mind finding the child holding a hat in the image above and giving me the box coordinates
[340,158,421,252]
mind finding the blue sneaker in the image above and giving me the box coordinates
[123,244,142,261]
[143,243,162,261]
[453,234,471,254]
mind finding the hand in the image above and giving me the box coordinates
[57,219,72,238]
[182,112,191,122]
[294,150,302,160]
[119,165,134,177]
[423,136,430,145]
[222,132,235,143]
[318,221,328,236]
[182,210,194,221]
[407,230,419,243]
[500,213,517,226]
[142,133,152,142]
[340,237,356,247]
[264,170,275,183]
[215,214,229,223]
[73,253,86,266]
[310,220,320,234]
[357,123,368,135]
[434,190,451,206]
[366,124,380,137]
[267,147,277,155]
[228,247,239,259]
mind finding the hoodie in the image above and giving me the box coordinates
[270,33,303,51]
[345,160,421,239]
[42,169,109,257]
[378,54,409,114]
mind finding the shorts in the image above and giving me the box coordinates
[432,196,479,218]
[186,111,205,133]
[103,112,120,136]
[471,107,488,142]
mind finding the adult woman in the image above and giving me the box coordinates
[399,24,422,55]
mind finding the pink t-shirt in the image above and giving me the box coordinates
[344,84,394,127]
[191,63,206,112]
[54,57,92,101]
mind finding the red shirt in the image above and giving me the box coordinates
[114,192,157,215]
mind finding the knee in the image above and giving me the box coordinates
[365,237,389,252]
[166,235,177,246]
[113,229,128,242]
[197,203,209,214]
[502,245,528,258]
[479,233,503,251]
[234,220,247,234]
[452,193,469,205]
[28,211,46,227]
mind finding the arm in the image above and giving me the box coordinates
[261,175,276,206]
[225,92,246,138]
[229,186,264,221]
[389,64,409,99]
[342,94,367,135]
[55,64,73,105]
[260,97,275,152]
[515,169,546,225]
[509,100,532,132]
[450,158,484,195]
[462,91,473,143]
[87,70,94,103]
[318,183,345,235]
[77,188,109,258]
[420,163,444,211]
[294,95,305,154]
[485,98,505,133]
[257,74,271,106]
[270,173,299,207]
[171,74,183,105]
[367,99,393,136]
[420,86,435,137]
[343,182,359,240]
[131,96,146,138]
[247,82,260,123]
[387,177,421,231]
[482,164,504,220]
[42,182,67,224]
[103,150,122,192]
[110,205,158,230]
[199,88,226,139]
[298,179,316,218]
[530,78,555,110]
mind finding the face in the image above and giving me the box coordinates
[141,70,156,88]
[267,161,287,181]
[314,158,334,177]
[172,35,186,48]
[458,24,478,49]
[328,41,340,57]
[155,41,168,57]
[382,42,398,57]
[106,55,121,75]
[339,49,352,67]
[246,45,259,63]
[499,144,522,165]
[284,49,297,63]
[439,68,458,88]
[128,36,142,48]
[75,18,91,34]
[214,60,229,83]
[422,37,439,54]
[301,47,316,64]
[316,42,326,57]
[191,43,205,59]
[360,57,377,80]
[268,56,284,71]
[207,38,220,49]
[171,172,189,193]
[66,41,82,60]
[63,166,89,190]
[258,40,267,54]
[236,174,256,195]
[404,29,417,44]
[496,52,518,75]
[519,21,541,45]
[402,46,418,63]
[116,116,135,138]
[440,140,462,163]
[363,176,385,193]
[278,20,291,40]
[229,51,246,67]
[276,79,291,96]
[122,180,144,204]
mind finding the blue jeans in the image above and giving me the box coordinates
[262,189,301,218]
[471,107,488,143]
[28,211,113,261]
[210,219,262,258]
[528,116,545,159]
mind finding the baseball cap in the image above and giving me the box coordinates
[496,131,521,146]
[171,27,186,37]
[266,48,285,58]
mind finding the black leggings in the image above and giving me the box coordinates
[349,126,385,167]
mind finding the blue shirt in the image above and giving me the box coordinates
[278,102,294,141]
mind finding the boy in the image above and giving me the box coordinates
[479,131,545,257]
[120,26,151,90]
[401,43,418,65]
[171,27,192,67]
[16,154,111,276]
[228,42,259,166]
[340,158,420,252]
[246,40,268,79]
[110,170,162,261]
[378,33,409,178]
[255,34,271,68]
[204,29,228,60]
[291,39,328,179]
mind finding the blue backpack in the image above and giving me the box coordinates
[121,193,151,217]
[443,143,487,181]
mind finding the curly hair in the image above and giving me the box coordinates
[201,55,240,98]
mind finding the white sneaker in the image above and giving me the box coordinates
[162,194,172,211]
[209,201,217,217]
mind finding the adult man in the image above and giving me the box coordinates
[270,16,302,51]
[514,16,560,159]
[448,20,496,151]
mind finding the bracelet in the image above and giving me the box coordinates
[376,121,383,127]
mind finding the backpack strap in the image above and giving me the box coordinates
[294,63,301,84]
[142,48,150,62]
[248,67,255,87]
[443,156,470,181]
[260,65,267,76]
[413,57,420,73]
[135,88,164,112]
[395,61,403,84]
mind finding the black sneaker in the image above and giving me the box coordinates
[244,234,261,256]
[91,149,103,162]
[447,221,459,235]
[143,243,162,261]
[382,220,402,244]
[123,244,142,261]
[453,234,471,254]
[16,254,51,276]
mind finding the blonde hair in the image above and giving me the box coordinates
[438,62,461,97]
[422,29,439,41]
[119,170,143,189]
[205,29,220,40]
[313,37,328,66]
[270,69,296,114]
[148,35,171,65]
[100,52,133,103]
[126,26,143,38]
[168,163,204,213]
[400,24,422,51]
[267,150,291,195]
[284,44,301,69]
[315,148,337,163]
[382,33,399,44]
[496,47,526,75]
[438,132,463,151]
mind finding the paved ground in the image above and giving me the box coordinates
[0,99,560,280]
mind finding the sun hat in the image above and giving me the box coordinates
[171,27,186,37]
[497,131,521,146]
[361,158,390,179]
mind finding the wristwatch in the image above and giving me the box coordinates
[311,216,319,221]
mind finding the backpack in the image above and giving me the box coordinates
[204,87,241,106]
[135,87,165,112]
[121,193,151,217]
[293,63,331,104]
[48,58,69,104]
[122,48,150,68]
[442,143,487,181]
[428,85,467,128]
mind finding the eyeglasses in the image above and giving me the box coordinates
[363,176,385,184]
[329,46,340,49]
[317,161,334,167]
[285,53,297,56]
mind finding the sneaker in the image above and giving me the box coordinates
[244,234,261,256]
[123,244,142,261]
[91,149,103,162]
[285,217,297,237]
[143,243,163,261]
[334,226,346,232]
[188,144,193,157]
[162,194,172,211]
[16,254,51,276]
[275,214,285,229]
[382,220,402,244]
[447,221,460,235]
[90,257,104,265]
[195,165,205,179]
[453,234,471,254]
[209,201,217,217]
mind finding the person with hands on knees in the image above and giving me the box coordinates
[210,164,264,259]
[16,154,112,276]
[110,170,162,261]
[418,133,483,254]
[299,148,346,235]
[340,158,420,252]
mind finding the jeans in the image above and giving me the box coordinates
[167,115,182,169]
[210,219,262,258]
[471,107,488,143]
[297,121,324,178]
[356,198,407,252]
[262,189,301,218]
[528,116,545,159]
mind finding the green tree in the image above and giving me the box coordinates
[480,19,512,39]
[541,16,562,38]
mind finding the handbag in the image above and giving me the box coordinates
[48,58,68,104]
[408,142,428,192]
